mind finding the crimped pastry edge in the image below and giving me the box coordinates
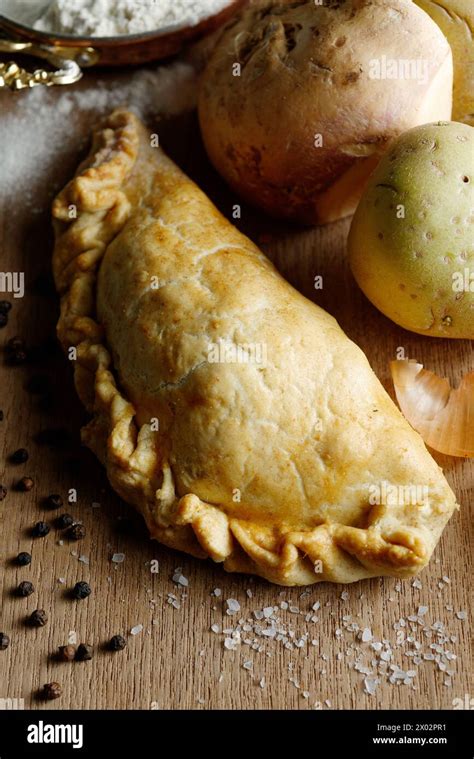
[51,109,457,586]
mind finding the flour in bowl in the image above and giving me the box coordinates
[0,0,232,37]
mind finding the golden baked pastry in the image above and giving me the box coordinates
[52,110,458,586]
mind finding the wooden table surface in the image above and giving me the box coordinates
[0,57,472,712]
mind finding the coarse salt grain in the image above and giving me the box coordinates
[226,599,240,614]
[130,624,143,635]
[0,62,197,216]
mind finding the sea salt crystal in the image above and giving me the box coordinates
[130,624,143,635]
[243,660,253,670]
[226,599,240,614]
[112,553,125,563]
[456,610,467,620]
[361,628,373,643]
[172,569,188,587]
[417,606,428,617]
[364,677,379,696]
[212,588,221,597]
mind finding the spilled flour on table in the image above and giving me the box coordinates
[0,62,197,213]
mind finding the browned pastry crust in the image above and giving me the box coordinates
[52,110,458,585]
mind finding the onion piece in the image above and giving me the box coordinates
[390,360,474,458]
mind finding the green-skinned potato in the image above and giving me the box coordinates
[348,121,474,339]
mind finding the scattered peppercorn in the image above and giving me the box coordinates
[109,635,127,652]
[10,448,29,464]
[0,633,10,650]
[56,513,74,529]
[29,609,48,627]
[58,644,76,662]
[67,523,86,541]
[72,581,91,600]
[43,682,62,700]
[76,643,93,661]
[16,551,31,566]
[0,485,7,501]
[6,337,28,365]
[6,336,24,352]
[0,410,3,421]
[17,581,34,597]
[0,301,12,315]
[45,493,63,510]
[0,313,8,328]
[32,521,49,538]
[17,476,34,492]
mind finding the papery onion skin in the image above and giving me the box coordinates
[391,360,474,458]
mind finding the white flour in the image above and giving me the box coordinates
[0,0,231,37]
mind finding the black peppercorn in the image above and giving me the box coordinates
[72,581,91,600]
[6,337,28,364]
[45,494,63,510]
[0,633,10,650]
[10,448,29,464]
[17,581,34,597]
[76,643,93,661]
[32,521,49,538]
[0,312,8,328]
[43,682,62,700]
[56,513,74,529]
[0,301,12,315]
[67,523,86,541]
[109,635,127,652]
[17,551,31,566]
[0,485,7,501]
[29,609,48,627]
[58,644,76,662]
[17,476,34,492]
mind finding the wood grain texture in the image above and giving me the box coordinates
[0,63,472,712]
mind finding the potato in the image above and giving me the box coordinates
[348,121,474,339]
[414,0,474,125]
[198,0,453,224]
